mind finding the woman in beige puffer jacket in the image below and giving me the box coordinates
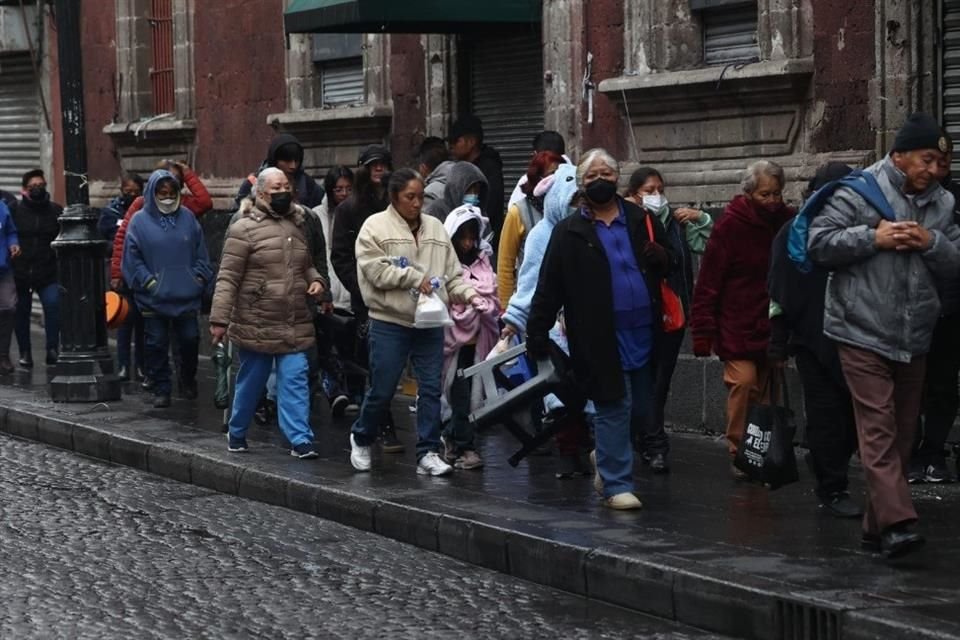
[210,168,326,459]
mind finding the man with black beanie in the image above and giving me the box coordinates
[449,115,505,243]
[808,113,960,559]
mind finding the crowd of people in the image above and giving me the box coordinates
[2,109,952,561]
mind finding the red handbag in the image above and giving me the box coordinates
[644,215,686,333]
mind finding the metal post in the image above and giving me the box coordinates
[49,1,120,402]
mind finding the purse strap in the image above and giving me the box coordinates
[644,213,655,242]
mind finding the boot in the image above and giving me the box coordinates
[0,311,15,375]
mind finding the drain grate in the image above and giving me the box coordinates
[776,600,841,640]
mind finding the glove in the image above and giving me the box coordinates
[643,241,669,273]
[525,334,552,361]
[692,334,713,358]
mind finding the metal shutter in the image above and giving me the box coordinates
[703,4,759,65]
[467,35,544,210]
[0,53,41,194]
[943,0,960,170]
[321,58,364,107]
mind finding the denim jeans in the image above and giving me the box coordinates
[142,313,199,396]
[228,349,314,448]
[592,365,653,497]
[352,319,444,460]
[116,295,145,371]
[15,281,59,356]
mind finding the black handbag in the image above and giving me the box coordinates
[733,368,800,490]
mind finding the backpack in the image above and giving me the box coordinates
[787,170,897,273]
[515,198,544,268]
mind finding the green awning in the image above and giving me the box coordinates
[284,0,541,34]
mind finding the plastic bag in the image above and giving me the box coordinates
[212,342,232,410]
[414,292,453,329]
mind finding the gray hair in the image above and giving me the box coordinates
[253,167,287,198]
[741,160,785,193]
[576,148,620,186]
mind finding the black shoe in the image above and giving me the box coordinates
[555,453,589,479]
[907,459,925,484]
[45,349,58,365]
[881,525,925,559]
[647,453,670,474]
[180,379,198,400]
[153,394,171,409]
[861,532,881,553]
[822,492,863,519]
[330,394,350,418]
[923,459,952,484]
[380,427,405,454]
[117,365,130,380]
[135,367,145,382]
[290,442,319,459]
[18,355,32,369]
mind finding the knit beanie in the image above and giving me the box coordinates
[892,113,952,154]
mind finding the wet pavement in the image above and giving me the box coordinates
[3,338,960,639]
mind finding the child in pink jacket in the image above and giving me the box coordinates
[440,204,499,470]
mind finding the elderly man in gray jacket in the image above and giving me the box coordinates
[808,113,960,560]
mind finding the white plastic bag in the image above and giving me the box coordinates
[414,292,453,328]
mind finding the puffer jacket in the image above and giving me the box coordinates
[210,198,324,354]
[808,156,960,362]
[12,193,62,289]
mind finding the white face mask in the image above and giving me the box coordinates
[157,197,179,215]
[642,194,668,212]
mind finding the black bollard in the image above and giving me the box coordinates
[48,205,122,402]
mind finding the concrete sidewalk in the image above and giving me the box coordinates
[1,351,959,640]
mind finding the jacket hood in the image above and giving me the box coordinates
[426,160,456,186]
[725,194,794,229]
[266,134,305,170]
[444,204,492,257]
[143,170,184,220]
[441,162,489,213]
[544,164,580,226]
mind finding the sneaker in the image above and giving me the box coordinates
[330,394,350,417]
[291,442,319,459]
[907,459,925,484]
[349,433,371,471]
[140,377,155,392]
[604,492,643,510]
[417,451,453,476]
[441,434,458,464]
[345,403,361,415]
[646,453,670,474]
[590,450,603,495]
[381,427,405,454]
[822,492,863,519]
[455,450,484,470]
[227,434,248,453]
[924,460,952,484]
[408,398,418,414]
[152,394,171,409]
[46,349,58,365]
[18,354,32,369]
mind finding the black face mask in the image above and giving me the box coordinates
[585,179,617,205]
[120,193,135,208]
[270,192,293,215]
[28,187,47,202]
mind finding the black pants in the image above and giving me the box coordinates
[794,346,858,498]
[633,328,684,457]
[916,313,960,464]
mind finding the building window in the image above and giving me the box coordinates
[694,1,760,66]
[312,34,364,107]
[149,0,175,114]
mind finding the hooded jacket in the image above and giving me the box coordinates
[12,190,62,289]
[808,156,960,362]
[312,201,351,310]
[0,201,19,275]
[211,197,323,354]
[424,162,490,223]
[330,189,389,317]
[473,145,505,237]
[502,164,580,332]
[424,161,456,205]
[691,194,794,361]
[235,134,324,209]
[121,171,213,318]
[355,205,478,329]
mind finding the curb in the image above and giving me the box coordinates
[1,399,956,640]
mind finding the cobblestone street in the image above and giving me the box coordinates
[0,433,728,639]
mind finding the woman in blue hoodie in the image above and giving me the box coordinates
[122,170,213,408]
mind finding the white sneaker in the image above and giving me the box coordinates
[417,451,453,476]
[350,433,371,472]
[604,492,643,511]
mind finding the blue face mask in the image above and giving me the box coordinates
[463,194,481,207]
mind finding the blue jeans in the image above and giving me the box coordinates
[352,319,443,460]
[116,296,145,371]
[592,365,653,497]
[15,281,59,356]
[228,349,314,447]
[142,313,199,396]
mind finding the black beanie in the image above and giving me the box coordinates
[892,113,952,154]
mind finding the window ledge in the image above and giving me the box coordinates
[599,57,813,99]
[103,118,197,146]
[267,105,393,128]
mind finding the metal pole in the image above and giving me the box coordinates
[55,0,88,205]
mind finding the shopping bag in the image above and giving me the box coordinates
[733,369,799,489]
[212,341,232,410]
[643,215,685,332]
[413,292,453,329]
